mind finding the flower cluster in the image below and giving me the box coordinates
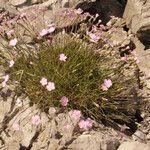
[38,24,55,37]
[5,7,140,132]
[69,110,93,131]
[60,96,69,106]
[40,77,55,91]
[87,32,101,43]
[78,118,93,131]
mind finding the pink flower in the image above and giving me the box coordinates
[75,8,83,14]
[131,51,140,64]
[60,96,69,106]
[2,74,9,87]
[12,123,20,131]
[101,79,112,91]
[9,38,17,46]
[88,32,100,43]
[78,118,93,131]
[28,15,37,22]
[20,12,26,18]
[31,115,41,125]
[40,77,48,86]
[39,29,48,37]
[47,24,55,33]
[46,82,55,91]
[101,84,108,91]
[134,56,140,64]
[2,81,6,87]
[9,60,15,67]
[59,53,67,62]
[69,110,81,120]
[64,122,70,129]
[3,74,9,82]
[121,55,128,62]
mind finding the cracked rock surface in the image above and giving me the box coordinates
[0,0,150,150]
[123,0,150,49]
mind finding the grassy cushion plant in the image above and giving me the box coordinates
[9,33,140,127]
[0,8,141,130]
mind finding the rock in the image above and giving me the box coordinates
[31,112,80,149]
[132,130,146,142]
[6,99,40,147]
[118,141,149,150]
[6,141,20,150]
[123,0,150,48]
[110,27,129,46]
[106,140,120,150]
[132,37,150,91]
[9,0,27,6]
[146,133,150,140]
[0,92,13,123]
[68,134,102,150]
[31,0,40,4]
[68,130,121,150]
[76,0,124,24]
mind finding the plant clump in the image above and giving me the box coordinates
[10,33,139,126]
[0,8,141,129]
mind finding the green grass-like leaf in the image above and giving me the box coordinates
[10,34,139,125]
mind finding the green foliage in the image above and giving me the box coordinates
[0,8,141,127]
[10,34,139,125]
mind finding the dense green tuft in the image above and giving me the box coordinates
[10,34,139,125]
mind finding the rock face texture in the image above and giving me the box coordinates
[123,0,150,49]
[118,141,150,150]
[1,0,150,150]
[123,0,150,92]
[0,0,126,24]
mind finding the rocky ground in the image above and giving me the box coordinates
[0,0,150,150]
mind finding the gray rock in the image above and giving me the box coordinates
[9,0,27,6]
[68,134,102,150]
[132,130,146,142]
[0,95,12,123]
[106,140,120,150]
[118,141,149,150]
[132,37,150,91]
[123,0,150,48]
[6,141,20,150]
[68,130,121,150]
[146,133,150,140]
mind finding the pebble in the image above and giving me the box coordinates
[132,130,146,142]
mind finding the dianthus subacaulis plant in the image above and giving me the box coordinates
[0,8,140,128]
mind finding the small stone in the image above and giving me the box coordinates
[13,130,24,142]
[118,141,149,150]
[141,113,146,118]
[31,0,39,4]
[146,133,150,140]
[132,130,146,142]
[9,0,27,6]
[106,140,120,150]
[6,141,20,150]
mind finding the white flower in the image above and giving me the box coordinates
[9,60,15,67]
[16,98,23,107]
[9,38,17,46]
[46,82,55,91]
[40,77,48,86]
[39,29,48,37]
